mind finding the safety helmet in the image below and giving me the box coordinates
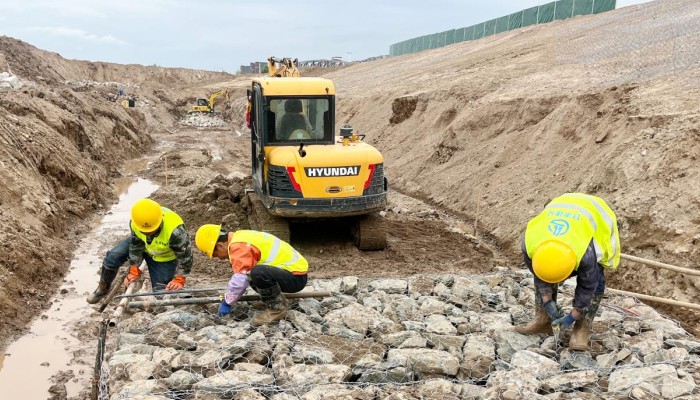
[532,240,577,284]
[131,199,163,233]
[195,224,222,258]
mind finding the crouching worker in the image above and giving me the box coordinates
[86,198,193,303]
[195,225,308,326]
[515,193,620,350]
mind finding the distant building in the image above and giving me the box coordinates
[239,61,267,74]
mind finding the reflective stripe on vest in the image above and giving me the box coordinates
[231,230,308,274]
[525,193,620,270]
[131,208,184,262]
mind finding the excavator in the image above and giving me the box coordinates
[244,56,388,250]
[189,89,229,113]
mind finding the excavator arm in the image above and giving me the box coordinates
[268,56,301,77]
[208,90,230,111]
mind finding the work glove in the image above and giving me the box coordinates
[165,275,186,291]
[543,300,560,321]
[217,300,232,317]
[123,265,141,287]
[551,313,577,331]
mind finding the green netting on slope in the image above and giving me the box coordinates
[464,25,475,41]
[574,0,595,16]
[422,35,430,51]
[454,28,466,43]
[509,11,524,30]
[430,33,439,49]
[555,0,574,20]
[495,16,510,34]
[594,0,616,14]
[523,6,540,26]
[539,2,556,23]
[484,19,497,37]
[473,22,485,39]
[445,29,455,45]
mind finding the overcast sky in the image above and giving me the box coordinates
[0,0,651,73]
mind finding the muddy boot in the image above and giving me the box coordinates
[569,293,603,351]
[251,284,288,326]
[515,307,554,335]
[86,267,118,304]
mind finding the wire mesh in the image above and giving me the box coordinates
[97,270,699,399]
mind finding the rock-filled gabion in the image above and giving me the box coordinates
[107,270,700,400]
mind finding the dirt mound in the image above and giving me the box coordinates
[319,0,700,334]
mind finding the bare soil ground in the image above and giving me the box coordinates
[0,0,699,395]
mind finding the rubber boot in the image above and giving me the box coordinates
[86,267,118,304]
[515,307,554,335]
[251,283,288,326]
[569,293,603,351]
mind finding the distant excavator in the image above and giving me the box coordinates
[189,89,229,114]
[267,56,300,77]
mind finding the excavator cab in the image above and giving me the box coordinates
[246,75,388,250]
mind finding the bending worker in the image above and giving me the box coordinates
[194,225,308,326]
[86,198,193,303]
[515,193,620,350]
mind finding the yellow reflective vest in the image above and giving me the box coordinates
[230,230,308,274]
[525,193,620,270]
[131,208,184,262]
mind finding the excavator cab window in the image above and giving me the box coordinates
[265,97,334,145]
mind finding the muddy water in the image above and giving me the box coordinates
[0,178,158,399]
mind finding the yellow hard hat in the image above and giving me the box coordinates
[195,224,222,258]
[532,240,577,283]
[131,199,163,233]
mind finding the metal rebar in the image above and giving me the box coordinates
[126,290,332,309]
[608,288,700,311]
[621,253,700,277]
[97,269,128,312]
[113,287,226,300]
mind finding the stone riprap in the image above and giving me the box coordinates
[106,271,699,399]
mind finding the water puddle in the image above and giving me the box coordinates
[0,177,158,399]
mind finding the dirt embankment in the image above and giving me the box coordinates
[323,0,700,332]
[0,37,238,349]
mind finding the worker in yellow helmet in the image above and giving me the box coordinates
[516,193,620,350]
[194,224,308,326]
[86,198,193,304]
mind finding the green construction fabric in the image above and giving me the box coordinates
[593,0,616,13]
[496,16,510,34]
[509,11,524,30]
[445,29,455,45]
[484,19,496,37]
[422,35,430,51]
[437,31,445,47]
[523,6,539,26]
[430,33,439,49]
[473,23,485,39]
[538,2,556,23]
[574,0,595,16]
[464,25,475,41]
[410,38,418,53]
[454,28,465,43]
[555,0,574,20]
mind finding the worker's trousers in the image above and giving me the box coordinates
[103,237,178,291]
[250,264,307,293]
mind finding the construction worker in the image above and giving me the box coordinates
[86,198,193,304]
[194,224,308,326]
[515,193,620,350]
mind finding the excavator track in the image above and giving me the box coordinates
[247,192,290,242]
[353,213,387,251]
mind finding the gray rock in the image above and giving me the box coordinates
[541,370,597,392]
[487,369,539,394]
[291,343,334,364]
[339,276,359,294]
[368,278,407,294]
[458,333,495,380]
[111,380,166,400]
[193,370,274,391]
[278,363,351,387]
[608,364,678,393]
[163,370,203,390]
[665,338,700,354]
[424,314,457,335]
[127,360,158,381]
[494,330,541,362]
[387,348,459,376]
[626,330,664,357]
[510,350,560,378]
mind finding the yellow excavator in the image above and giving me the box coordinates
[189,89,229,113]
[244,56,388,250]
